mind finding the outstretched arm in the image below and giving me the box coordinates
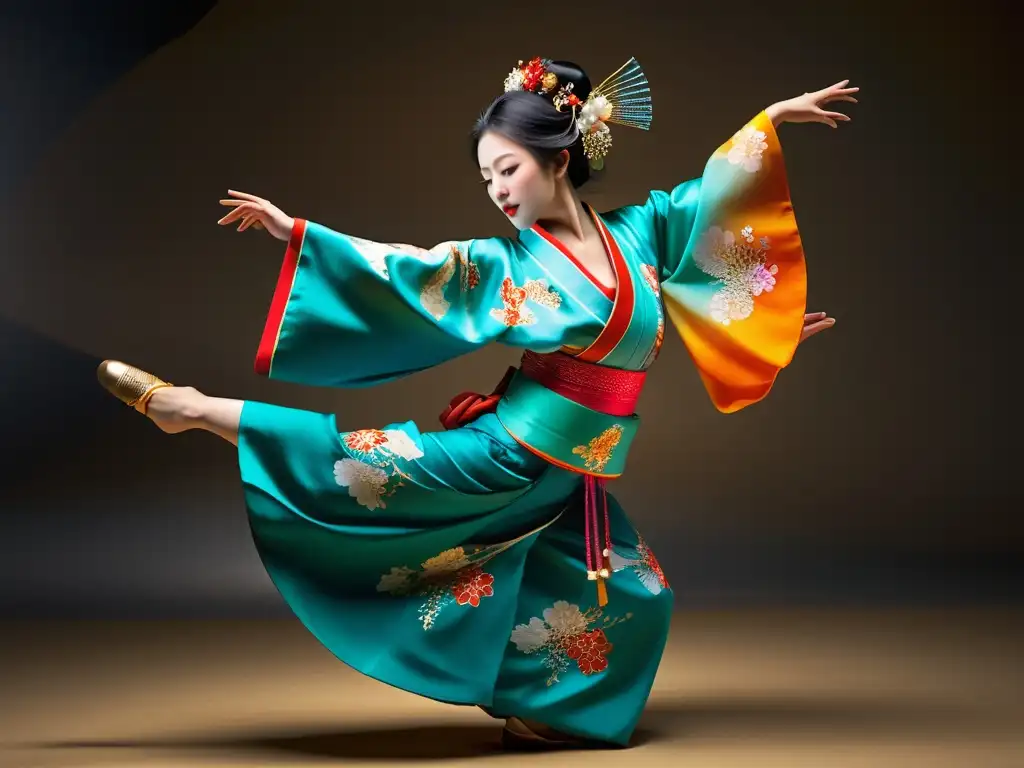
[764,79,859,129]
[634,80,857,411]
[217,191,519,388]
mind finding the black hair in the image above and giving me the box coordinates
[470,60,594,189]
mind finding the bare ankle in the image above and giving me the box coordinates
[176,387,207,428]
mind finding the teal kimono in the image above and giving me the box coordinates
[238,110,808,745]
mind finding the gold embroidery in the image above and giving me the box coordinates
[420,253,456,321]
[509,600,633,686]
[523,279,562,309]
[377,545,494,629]
[376,518,554,630]
[572,424,624,473]
[420,244,480,321]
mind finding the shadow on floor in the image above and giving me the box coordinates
[12,693,1018,763]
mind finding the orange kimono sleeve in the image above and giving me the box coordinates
[648,110,808,413]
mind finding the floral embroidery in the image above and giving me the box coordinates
[377,545,498,629]
[333,428,424,510]
[342,428,389,452]
[572,424,624,473]
[459,247,481,293]
[693,224,778,325]
[610,534,670,595]
[640,263,660,295]
[639,263,665,367]
[419,244,480,321]
[386,242,433,258]
[726,123,769,173]
[420,245,457,320]
[489,276,562,327]
[347,235,397,280]
[642,313,665,369]
[509,600,632,685]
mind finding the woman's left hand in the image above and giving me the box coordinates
[800,311,836,343]
[767,80,859,128]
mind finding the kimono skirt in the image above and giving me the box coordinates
[236,352,673,748]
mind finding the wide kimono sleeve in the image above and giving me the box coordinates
[254,217,521,387]
[646,109,808,413]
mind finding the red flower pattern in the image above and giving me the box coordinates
[343,429,389,452]
[451,566,494,607]
[564,629,613,675]
[495,277,528,326]
[640,263,660,295]
[640,540,670,589]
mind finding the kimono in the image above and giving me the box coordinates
[237,110,807,746]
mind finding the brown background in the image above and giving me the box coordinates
[0,0,1015,615]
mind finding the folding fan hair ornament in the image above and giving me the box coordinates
[503,56,653,170]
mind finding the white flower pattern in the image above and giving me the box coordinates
[693,225,778,326]
[609,535,670,595]
[510,617,550,653]
[333,428,424,510]
[726,124,769,173]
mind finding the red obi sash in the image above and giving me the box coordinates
[439,350,645,429]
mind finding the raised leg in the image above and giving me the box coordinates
[97,360,242,445]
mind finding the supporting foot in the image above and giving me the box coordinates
[500,716,618,751]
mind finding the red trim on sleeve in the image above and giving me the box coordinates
[254,218,307,376]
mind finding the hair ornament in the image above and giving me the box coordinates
[502,56,653,170]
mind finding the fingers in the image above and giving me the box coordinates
[800,317,836,341]
[217,201,260,225]
[815,82,859,101]
[237,214,260,232]
[815,108,849,128]
[825,79,857,92]
[226,189,265,203]
[821,109,850,121]
[803,311,828,324]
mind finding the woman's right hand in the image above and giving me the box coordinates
[217,190,294,241]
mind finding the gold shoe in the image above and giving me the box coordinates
[97,360,173,415]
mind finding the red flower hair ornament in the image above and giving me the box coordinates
[502,56,653,170]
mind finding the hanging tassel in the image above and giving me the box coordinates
[584,475,611,607]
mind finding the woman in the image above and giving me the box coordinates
[97,57,854,749]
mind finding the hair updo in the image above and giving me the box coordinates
[470,60,594,189]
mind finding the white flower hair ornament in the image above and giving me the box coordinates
[503,57,653,170]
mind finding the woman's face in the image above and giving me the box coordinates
[477,131,564,230]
